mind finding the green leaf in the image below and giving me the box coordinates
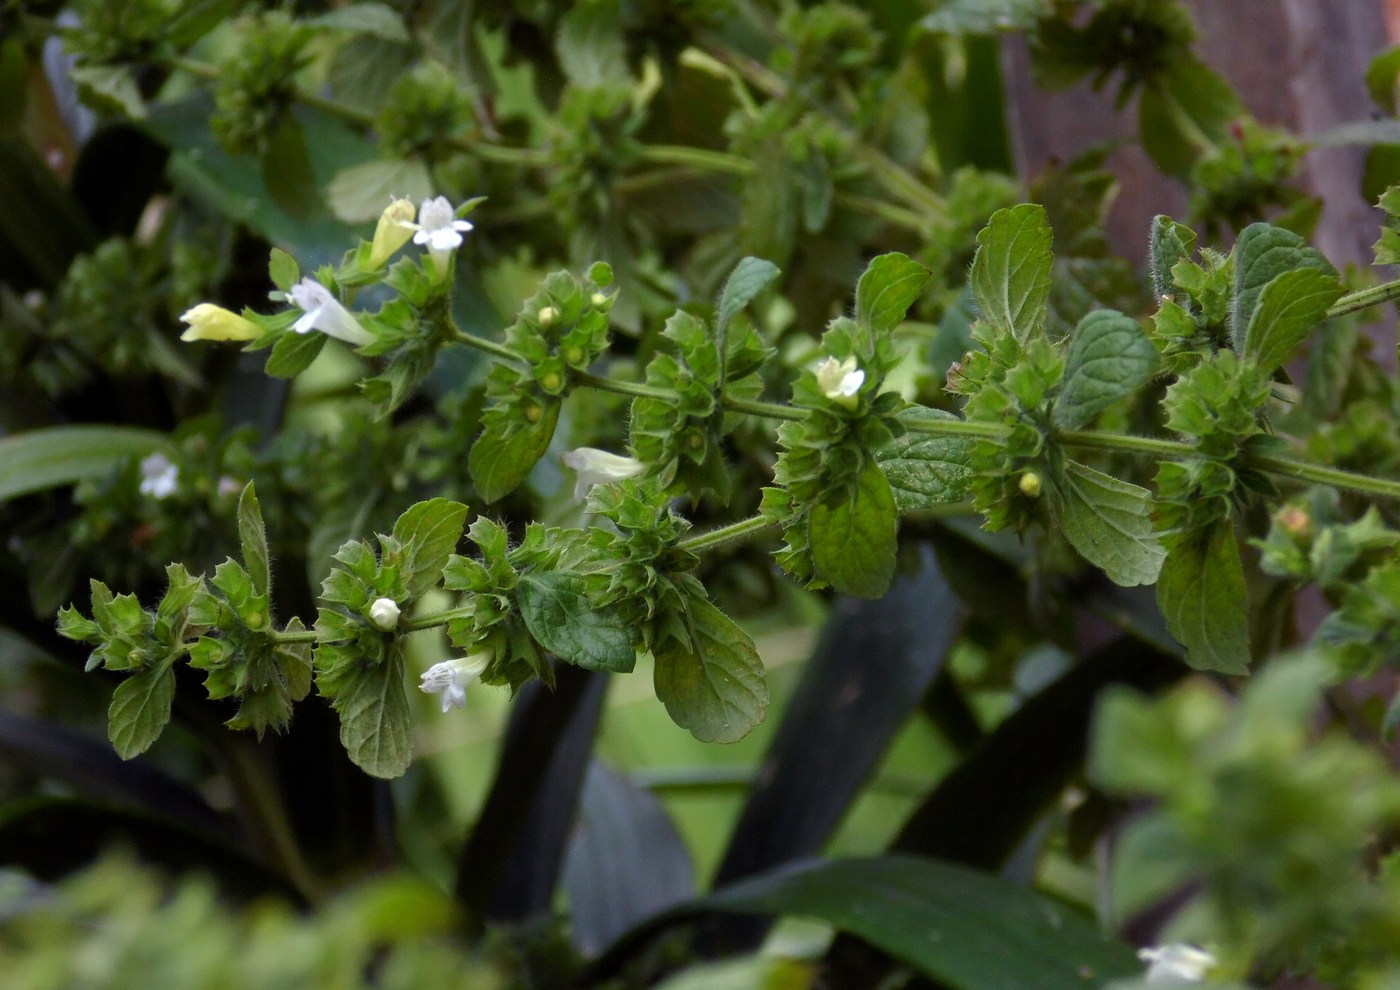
[468,402,561,503]
[1240,268,1343,373]
[716,257,781,337]
[108,662,175,760]
[325,158,433,223]
[68,65,145,119]
[691,856,1139,990]
[518,572,635,672]
[1367,46,1400,115]
[309,2,409,41]
[391,498,469,597]
[263,329,326,376]
[0,427,169,502]
[873,410,973,512]
[970,203,1053,344]
[855,253,930,342]
[268,248,300,292]
[1055,460,1164,587]
[1053,310,1159,431]
[921,0,1046,34]
[260,115,322,222]
[236,483,270,598]
[335,651,412,779]
[654,597,768,744]
[809,461,898,599]
[1148,214,1197,300]
[555,0,629,88]
[1232,222,1336,342]
[1157,522,1250,674]
[1139,58,1241,178]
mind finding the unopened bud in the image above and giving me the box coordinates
[1019,471,1042,499]
[1277,505,1312,539]
[538,306,557,327]
[590,292,608,306]
[369,597,401,630]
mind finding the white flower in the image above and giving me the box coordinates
[138,452,178,499]
[401,195,473,274]
[561,447,645,502]
[814,355,864,407]
[369,597,401,631]
[419,652,490,713]
[287,278,374,347]
[1138,944,1215,984]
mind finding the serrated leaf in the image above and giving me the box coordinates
[855,253,930,342]
[1052,310,1158,431]
[1139,59,1241,178]
[518,572,635,673]
[809,461,898,599]
[0,427,168,501]
[269,248,300,292]
[1232,222,1337,342]
[108,663,175,760]
[1055,460,1164,587]
[1148,215,1197,300]
[970,203,1053,344]
[236,482,270,597]
[391,498,469,597]
[654,597,768,744]
[1240,268,1343,373]
[717,257,781,337]
[468,402,561,503]
[873,410,973,512]
[1157,522,1250,674]
[335,651,412,778]
[326,158,433,223]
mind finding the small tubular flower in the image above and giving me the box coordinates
[814,355,864,407]
[369,597,400,630]
[179,303,261,342]
[138,452,178,499]
[1138,945,1215,983]
[561,447,645,501]
[366,197,416,269]
[419,652,490,713]
[287,278,374,347]
[400,195,473,274]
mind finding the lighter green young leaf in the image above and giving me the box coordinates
[518,572,635,672]
[717,257,781,338]
[970,203,1053,345]
[391,498,469,597]
[268,247,300,292]
[335,651,412,779]
[469,402,561,503]
[855,253,930,344]
[1056,460,1165,587]
[1232,222,1336,342]
[1157,522,1251,674]
[1053,310,1158,432]
[809,460,898,599]
[654,597,768,743]
[1148,215,1198,300]
[1241,268,1343,374]
[237,483,270,598]
[108,662,175,760]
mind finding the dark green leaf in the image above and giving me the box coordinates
[108,662,175,760]
[970,203,1053,344]
[0,427,168,501]
[264,326,326,377]
[1056,460,1164,587]
[1232,222,1336,343]
[1157,522,1251,674]
[1139,59,1241,178]
[555,0,629,88]
[391,498,469,597]
[716,257,781,337]
[809,461,898,599]
[310,2,409,41]
[1149,215,1198,299]
[0,139,99,287]
[920,0,1046,33]
[468,402,561,503]
[1240,268,1342,373]
[518,572,635,672]
[653,597,768,744]
[1367,46,1400,115]
[855,253,930,342]
[260,115,322,221]
[873,410,973,512]
[236,483,270,598]
[334,652,411,778]
[1053,310,1158,431]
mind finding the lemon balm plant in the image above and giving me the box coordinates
[7,2,1400,989]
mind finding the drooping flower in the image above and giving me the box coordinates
[561,447,645,502]
[1138,944,1215,984]
[287,278,374,347]
[138,452,179,499]
[419,652,491,713]
[813,355,864,407]
[366,197,416,269]
[400,195,473,274]
[179,303,261,343]
[369,597,401,631]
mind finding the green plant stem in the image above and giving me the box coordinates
[1327,279,1400,319]
[678,514,774,554]
[639,144,755,175]
[1249,455,1400,500]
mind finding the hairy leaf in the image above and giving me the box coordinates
[855,253,930,342]
[873,410,973,511]
[236,483,270,598]
[1157,522,1251,674]
[653,597,768,744]
[1148,214,1197,300]
[809,460,898,599]
[1139,59,1240,178]
[469,401,561,503]
[970,203,1053,344]
[717,257,781,338]
[518,572,635,672]
[1232,222,1336,341]
[108,662,175,760]
[1053,310,1158,431]
[334,652,412,778]
[1241,268,1343,373]
[1056,460,1164,587]
[391,498,469,596]
[264,328,326,378]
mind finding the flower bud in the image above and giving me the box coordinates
[179,303,261,343]
[538,305,557,327]
[590,291,608,306]
[367,198,416,269]
[1019,471,1042,499]
[369,597,401,630]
